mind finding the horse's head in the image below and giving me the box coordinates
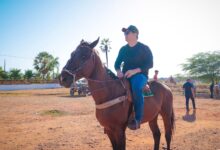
[59,38,99,88]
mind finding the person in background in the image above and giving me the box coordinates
[183,79,196,111]
[153,70,159,81]
[210,81,214,98]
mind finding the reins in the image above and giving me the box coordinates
[61,49,128,109]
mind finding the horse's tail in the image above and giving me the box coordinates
[168,89,175,136]
[171,107,175,135]
[166,85,175,137]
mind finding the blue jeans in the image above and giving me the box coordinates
[185,94,196,110]
[129,74,147,122]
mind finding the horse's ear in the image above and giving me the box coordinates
[80,39,84,44]
[89,37,99,49]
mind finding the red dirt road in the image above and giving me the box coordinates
[0,88,220,150]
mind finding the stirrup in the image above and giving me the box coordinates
[128,119,140,130]
[144,90,154,97]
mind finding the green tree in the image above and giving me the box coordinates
[50,57,59,79]
[33,52,59,79]
[181,51,220,82]
[9,68,23,80]
[100,38,111,68]
[174,73,187,82]
[24,69,34,80]
[33,72,41,80]
[0,67,9,80]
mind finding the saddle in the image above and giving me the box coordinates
[121,78,154,126]
[122,78,154,103]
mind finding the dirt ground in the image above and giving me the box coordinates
[0,88,220,150]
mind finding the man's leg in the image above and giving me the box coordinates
[185,96,190,111]
[210,89,213,98]
[191,95,196,109]
[129,74,147,129]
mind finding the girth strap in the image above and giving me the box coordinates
[96,95,127,109]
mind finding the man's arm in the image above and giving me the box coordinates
[191,88,195,97]
[140,46,153,72]
[182,83,186,95]
[191,84,195,98]
[114,48,124,71]
[124,68,141,78]
[114,48,124,78]
[183,83,186,89]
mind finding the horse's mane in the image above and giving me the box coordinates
[104,67,119,80]
[79,40,118,80]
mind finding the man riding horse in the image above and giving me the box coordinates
[60,35,174,149]
[114,25,153,130]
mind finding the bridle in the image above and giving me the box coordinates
[61,48,124,86]
[61,47,128,109]
[61,48,95,85]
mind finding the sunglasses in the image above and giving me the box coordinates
[124,30,131,36]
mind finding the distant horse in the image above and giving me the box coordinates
[165,76,177,85]
[59,38,175,150]
[214,85,220,99]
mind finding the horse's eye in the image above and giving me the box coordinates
[82,55,86,59]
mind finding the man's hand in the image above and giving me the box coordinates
[191,88,195,98]
[117,70,124,78]
[125,68,141,78]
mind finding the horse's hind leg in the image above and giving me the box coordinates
[149,114,161,150]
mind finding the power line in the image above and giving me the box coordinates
[4,59,6,71]
[0,54,34,60]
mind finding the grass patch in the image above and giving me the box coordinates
[40,109,68,117]
[0,92,33,97]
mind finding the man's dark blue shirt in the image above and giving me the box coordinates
[114,42,153,77]
[183,81,194,97]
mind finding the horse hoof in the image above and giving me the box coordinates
[162,146,172,150]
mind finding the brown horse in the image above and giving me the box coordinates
[59,38,175,150]
[214,84,220,99]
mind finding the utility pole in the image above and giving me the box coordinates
[4,59,6,71]
[105,45,108,68]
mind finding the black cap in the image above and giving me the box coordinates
[122,25,139,34]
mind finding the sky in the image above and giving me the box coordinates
[0,0,220,78]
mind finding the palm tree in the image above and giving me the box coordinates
[24,69,34,80]
[33,52,59,80]
[50,57,59,79]
[9,68,23,80]
[0,67,9,80]
[100,38,111,68]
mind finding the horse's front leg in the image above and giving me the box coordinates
[105,128,126,150]
[105,128,117,149]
